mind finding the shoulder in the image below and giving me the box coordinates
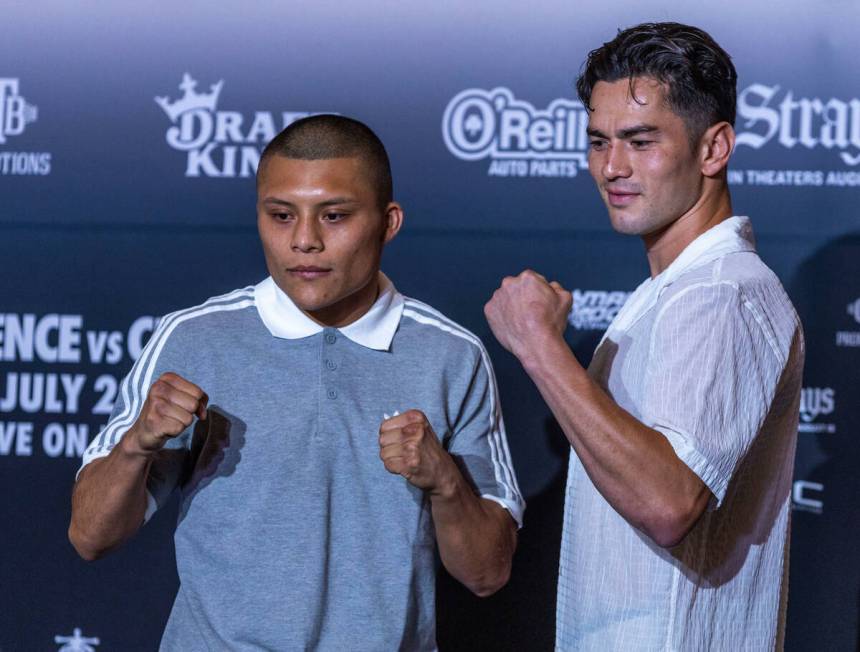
[152,285,258,348]
[657,253,801,363]
[399,297,488,366]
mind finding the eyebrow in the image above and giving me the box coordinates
[587,124,660,139]
[261,196,359,208]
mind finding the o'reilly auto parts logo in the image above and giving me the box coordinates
[155,73,314,178]
[442,88,590,178]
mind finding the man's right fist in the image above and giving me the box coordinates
[126,372,208,454]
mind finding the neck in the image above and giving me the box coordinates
[306,274,381,328]
[644,186,733,277]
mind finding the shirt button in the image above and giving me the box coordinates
[325,359,337,370]
[327,389,338,400]
[325,333,337,344]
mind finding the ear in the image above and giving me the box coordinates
[699,121,735,177]
[381,202,404,245]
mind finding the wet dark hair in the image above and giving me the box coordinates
[576,22,737,145]
[258,114,392,210]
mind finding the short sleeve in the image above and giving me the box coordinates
[447,345,525,527]
[77,314,193,521]
[642,282,784,508]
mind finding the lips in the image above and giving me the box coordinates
[287,266,331,279]
[605,188,640,207]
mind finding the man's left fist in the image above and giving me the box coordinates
[379,410,455,496]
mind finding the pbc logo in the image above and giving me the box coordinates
[0,78,38,144]
[835,297,860,348]
[798,387,836,434]
[442,88,590,178]
[848,298,860,324]
[155,73,313,178]
[567,289,631,331]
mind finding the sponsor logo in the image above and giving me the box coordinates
[156,73,314,178]
[835,297,860,347]
[798,387,836,434]
[848,298,860,324]
[55,628,100,652]
[442,88,589,178]
[0,78,51,175]
[792,480,824,514]
[567,289,631,331]
[731,83,860,187]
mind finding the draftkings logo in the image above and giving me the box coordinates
[567,289,631,331]
[442,88,590,178]
[155,73,314,178]
[835,297,860,347]
[798,387,836,434]
[731,83,860,188]
[0,78,51,176]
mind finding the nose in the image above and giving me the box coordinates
[291,216,323,253]
[602,142,632,180]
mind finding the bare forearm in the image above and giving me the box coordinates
[430,468,516,597]
[519,334,709,546]
[69,435,152,560]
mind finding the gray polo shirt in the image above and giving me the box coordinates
[81,273,524,652]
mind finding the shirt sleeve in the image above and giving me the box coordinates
[77,313,193,521]
[642,282,785,508]
[446,344,525,528]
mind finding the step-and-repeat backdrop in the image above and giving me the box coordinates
[1,2,858,650]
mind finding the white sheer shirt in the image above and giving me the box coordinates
[556,216,804,651]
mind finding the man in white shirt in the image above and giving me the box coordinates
[484,22,804,651]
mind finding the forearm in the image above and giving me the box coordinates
[430,466,516,597]
[69,434,153,560]
[519,334,710,546]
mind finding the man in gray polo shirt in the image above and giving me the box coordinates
[69,115,523,651]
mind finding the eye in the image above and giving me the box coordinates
[589,140,607,151]
[270,211,293,222]
[322,212,347,223]
[631,140,652,149]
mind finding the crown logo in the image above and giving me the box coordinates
[155,73,223,123]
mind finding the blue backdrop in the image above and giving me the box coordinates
[1,2,858,650]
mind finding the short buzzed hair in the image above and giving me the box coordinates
[258,114,393,209]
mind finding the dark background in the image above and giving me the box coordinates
[1,3,858,650]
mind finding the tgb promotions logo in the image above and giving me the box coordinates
[567,289,632,331]
[0,78,51,176]
[442,88,590,178]
[155,73,313,178]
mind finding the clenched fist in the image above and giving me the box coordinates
[484,269,572,360]
[379,410,456,496]
[126,372,208,454]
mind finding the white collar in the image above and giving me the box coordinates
[606,216,756,336]
[255,272,404,351]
